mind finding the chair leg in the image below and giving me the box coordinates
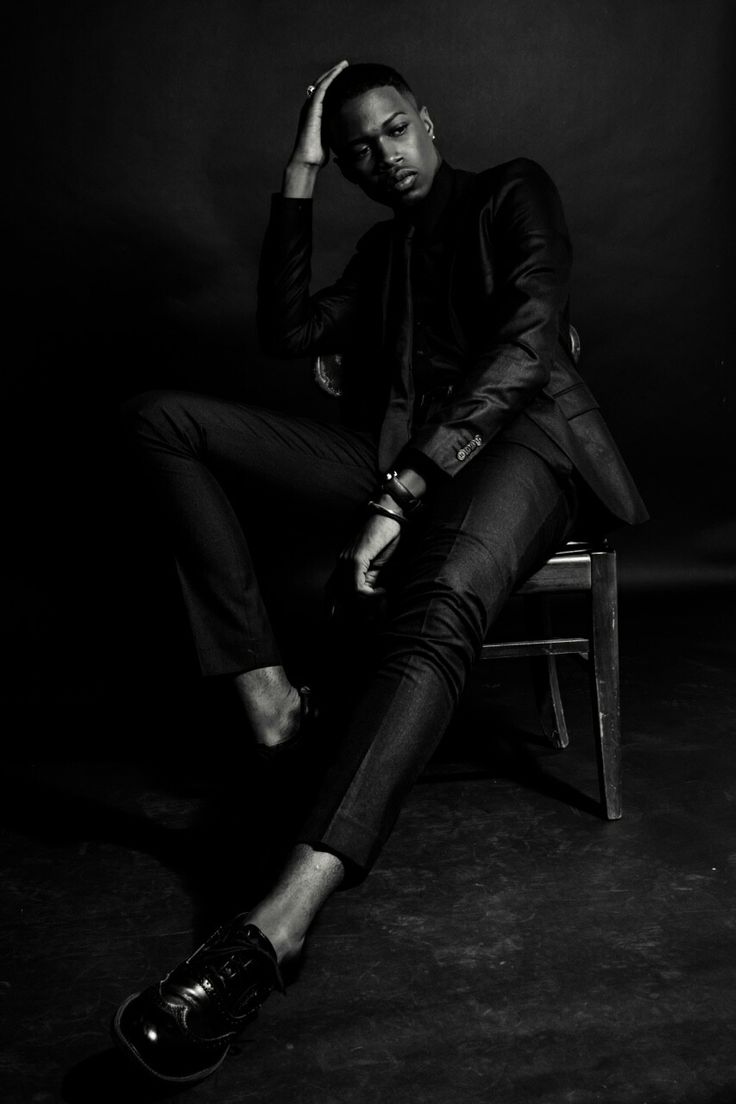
[589,552,622,819]
[525,596,570,750]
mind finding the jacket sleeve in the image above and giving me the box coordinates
[257,193,376,358]
[406,160,572,478]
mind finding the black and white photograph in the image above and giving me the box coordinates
[2,1,734,1101]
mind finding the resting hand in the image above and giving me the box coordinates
[341,513,402,597]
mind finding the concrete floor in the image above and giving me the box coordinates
[2,589,735,1104]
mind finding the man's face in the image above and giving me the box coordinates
[330,86,440,209]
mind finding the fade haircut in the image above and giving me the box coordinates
[322,63,418,146]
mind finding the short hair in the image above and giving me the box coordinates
[322,63,417,142]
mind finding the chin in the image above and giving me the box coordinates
[375,181,429,210]
[396,187,427,206]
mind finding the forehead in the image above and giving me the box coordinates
[332,85,419,144]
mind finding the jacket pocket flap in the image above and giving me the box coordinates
[547,381,600,420]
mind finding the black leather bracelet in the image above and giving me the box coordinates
[381,470,422,515]
[367,500,407,525]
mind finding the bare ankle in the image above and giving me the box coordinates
[256,684,301,748]
[244,845,345,963]
[232,668,301,747]
[245,909,305,964]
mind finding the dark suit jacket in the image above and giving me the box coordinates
[258,157,648,530]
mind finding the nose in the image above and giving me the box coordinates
[376,135,402,169]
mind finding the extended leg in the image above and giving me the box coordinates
[299,439,577,874]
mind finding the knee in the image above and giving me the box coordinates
[119,389,196,449]
[412,569,495,651]
[403,532,512,644]
[384,549,509,695]
[120,389,182,433]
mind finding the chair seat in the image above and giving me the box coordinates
[516,548,592,594]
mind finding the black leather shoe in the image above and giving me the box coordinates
[112,917,284,1084]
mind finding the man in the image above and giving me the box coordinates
[112,61,647,1083]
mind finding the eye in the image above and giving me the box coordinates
[389,123,408,137]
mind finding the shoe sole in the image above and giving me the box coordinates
[111,991,230,1084]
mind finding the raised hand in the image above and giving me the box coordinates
[283,60,348,197]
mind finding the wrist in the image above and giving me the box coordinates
[377,492,406,518]
[282,161,321,198]
[367,499,407,526]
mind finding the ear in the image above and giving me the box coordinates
[418,105,435,139]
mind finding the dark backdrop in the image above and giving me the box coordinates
[3,0,734,723]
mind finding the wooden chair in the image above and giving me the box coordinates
[314,324,623,821]
[482,540,622,819]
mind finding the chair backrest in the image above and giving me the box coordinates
[314,352,346,397]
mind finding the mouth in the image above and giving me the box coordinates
[382,169,417,194]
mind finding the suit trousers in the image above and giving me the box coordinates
[123,389,576,875]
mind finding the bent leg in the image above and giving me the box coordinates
[300,440,577,874]
[122,389,377,677]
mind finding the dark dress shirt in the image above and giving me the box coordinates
[404,158,459,403]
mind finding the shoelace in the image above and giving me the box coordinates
[169,927,285,1006]
[198,937,285,996]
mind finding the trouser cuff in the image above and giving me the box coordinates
[297,809,386,884]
